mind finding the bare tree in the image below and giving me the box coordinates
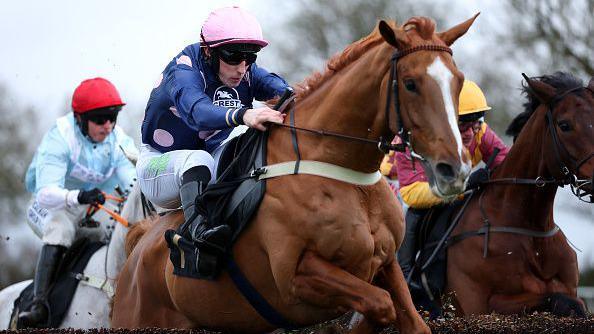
[0,84,41,288]
[503,0,593,77]
[269,0,446,83]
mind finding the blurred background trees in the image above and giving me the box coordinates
[265,0,593,135]
[0,84,41,288]
[504,0,593,78]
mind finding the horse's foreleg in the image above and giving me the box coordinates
[377,260,430,334]
[293,251,396,327]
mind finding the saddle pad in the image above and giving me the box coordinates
[167,129,267,279]
[201,128,268,242]
[9,238,104,328]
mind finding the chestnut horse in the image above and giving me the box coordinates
[112,15,478,333]
[447,72,594,316]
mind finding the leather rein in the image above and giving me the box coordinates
[272,44,453,157]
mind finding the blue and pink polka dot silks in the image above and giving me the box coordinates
[141,43,288,154]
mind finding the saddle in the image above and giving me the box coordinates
[165,128,268,279]
[9,238,104,329]
[408,200,463,318]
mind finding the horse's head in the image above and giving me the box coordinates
[520,73,594,202]
[378,14,478,198]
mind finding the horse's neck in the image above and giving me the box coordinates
[106,221,128,278]
[487,112,557,228]
[273,45,393,172]
[105,184,144,278]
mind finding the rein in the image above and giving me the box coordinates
[272,44,453,157]
[447,190,561,258]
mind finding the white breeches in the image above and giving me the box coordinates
[26,198,107,247]
[136,144,215,210]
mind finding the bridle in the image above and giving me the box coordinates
[272,44,453,158]
[483,76,594,203]
[544,85,594,203]
[383,45,452,159]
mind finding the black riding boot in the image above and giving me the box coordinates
[180,166,231,253]
[397,208,425,282]
[18,244,65,328]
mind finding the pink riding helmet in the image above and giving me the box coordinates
[201,6,268,48]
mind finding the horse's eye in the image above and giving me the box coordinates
[404,79,417,92]
[557,120,572,132]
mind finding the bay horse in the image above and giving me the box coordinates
[447,72,594,316]
[0,184,148,329]
[112,15,479,333]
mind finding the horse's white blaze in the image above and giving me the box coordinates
[426,57,465,162]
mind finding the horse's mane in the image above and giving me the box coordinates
[506,72,584,138]
[293,21,394,99]
[124,217,158,256]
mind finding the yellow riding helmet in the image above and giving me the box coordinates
[459,80,491,116]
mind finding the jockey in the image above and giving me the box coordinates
[395,80,510,279]
[380,147,402,202]
[136,6,289,267]
[19,77,138,327]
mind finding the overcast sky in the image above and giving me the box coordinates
[0,0,495,121]
[0,0,268,122]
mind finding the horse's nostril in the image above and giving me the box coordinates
[435,162,457,181]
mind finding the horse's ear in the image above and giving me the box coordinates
[379,20,410,49]
[437,13,479,46]
[522,73,556,104]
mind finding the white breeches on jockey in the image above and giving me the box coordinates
[136,144,215,210]
[26,198,106,248]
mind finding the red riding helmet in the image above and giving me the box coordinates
[71,77,125,114]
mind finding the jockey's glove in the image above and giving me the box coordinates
[465,167,489,190]
[77,188,106,206]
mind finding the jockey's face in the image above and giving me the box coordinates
[459,120,481,148]
[218,58,248,88]
[87,118,115,143]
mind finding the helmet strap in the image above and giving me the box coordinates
[74,113,93,141]
[74,111,118,144]
[200,32,221,74]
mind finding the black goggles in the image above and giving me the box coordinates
[87,113,118,125]
[217,49,258,66]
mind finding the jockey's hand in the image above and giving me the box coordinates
[242,106,285,131]
[465,167,489,190]
[77,188,106,206]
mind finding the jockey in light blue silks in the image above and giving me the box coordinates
[19,77,138,327]
[136,6,289,277]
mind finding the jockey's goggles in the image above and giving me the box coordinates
[458,120,481,132]
[88,114,118,125]
[85,107,120,125]
[217,49,258,66]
